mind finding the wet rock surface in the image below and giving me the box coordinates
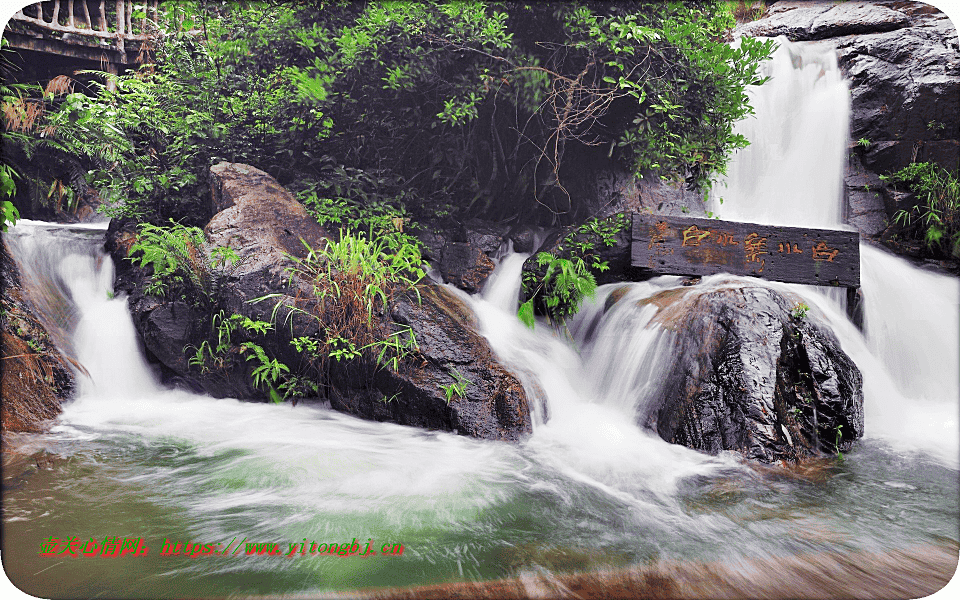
[344,284,532,441]
[626,281,863,463]
[0,240,74,432]
[109,163,532,441]
[739,1,959,250]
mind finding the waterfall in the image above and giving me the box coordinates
[469,36,958,467]
[708,39,850,229]
[2,33,957,600]
[710,37,959,462]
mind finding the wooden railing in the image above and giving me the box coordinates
[11,1,160,46]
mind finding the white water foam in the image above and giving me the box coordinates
[709,37,959,464]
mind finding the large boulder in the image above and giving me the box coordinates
[603,280,863,463]
[736,1,912,41]
[109,163,532,441]
[0,239,74,432]
[330,284,531,441]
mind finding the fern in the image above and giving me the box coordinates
[129,221,246,308]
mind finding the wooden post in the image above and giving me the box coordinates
[81,0,93,29]
[125,0,132,36]
[52,0,60,25]
[67,0,75,27]
[98,0,106,30]
[115,0,124,34]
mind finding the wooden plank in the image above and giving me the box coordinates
[631,214,859,288]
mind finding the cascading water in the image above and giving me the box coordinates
[707,37,960,465]
[2,38,958,600]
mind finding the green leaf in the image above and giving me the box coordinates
[517,299,536,330]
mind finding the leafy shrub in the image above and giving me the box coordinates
[519,253,598,329]
[264,230,425,399]
[519,213,628,329]
[128,221,243,308]
[882,162,960,259]
[1,164,18,232]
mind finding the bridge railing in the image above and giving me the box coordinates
[11,0,160,42]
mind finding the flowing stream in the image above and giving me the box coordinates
[2,39,958,598]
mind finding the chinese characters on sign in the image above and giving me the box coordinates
[631,214,859,288]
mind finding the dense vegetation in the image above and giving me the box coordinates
[882,162,960,260]
[2,1,774,400]
[2,1,773,231]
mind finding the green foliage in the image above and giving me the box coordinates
[563,3,776,192]
[260,230,425,402]
[532,253,598,325]
[519,213,628,328]
[187,311,292,402]
[882,162,960,259]
[294,169,424,256]
[128,221,243,307]
[791,302,810,320]
[441,369,471,404]
[4,2,770,226]
[187,311,273,372]
[1,44,131,221]
[1,159,19,231]
[517,298,536,329]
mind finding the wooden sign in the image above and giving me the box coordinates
[631,214,859,288]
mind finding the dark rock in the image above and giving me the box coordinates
[440,242,496,294]
[737,1,911,41]
[880,187,918,216]
[837,17,960,147]
[464,219,508,254]
[138,302,204,380]
[331,284,532,441]
[844,155,889,236]
[415,229,447,263]
[627,281,863,463]
[113,163,533,441]
[507,226,539,253]
[635,174,708,218]
[859,140,916,176]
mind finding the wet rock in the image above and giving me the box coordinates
[837,15,959,157]
[0,240,74,432]
[415,229,447,263]
[507,226,539,253]
[330,284,532,441]
[111,163,532,441]
[439,242,496,294]
[635,281,863,463]
[464,219,508,254]
[138,302,205,380]
[844,155,889,236]
[206,162,331,305]
[416,218,505,293]
[737,1,911,41]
